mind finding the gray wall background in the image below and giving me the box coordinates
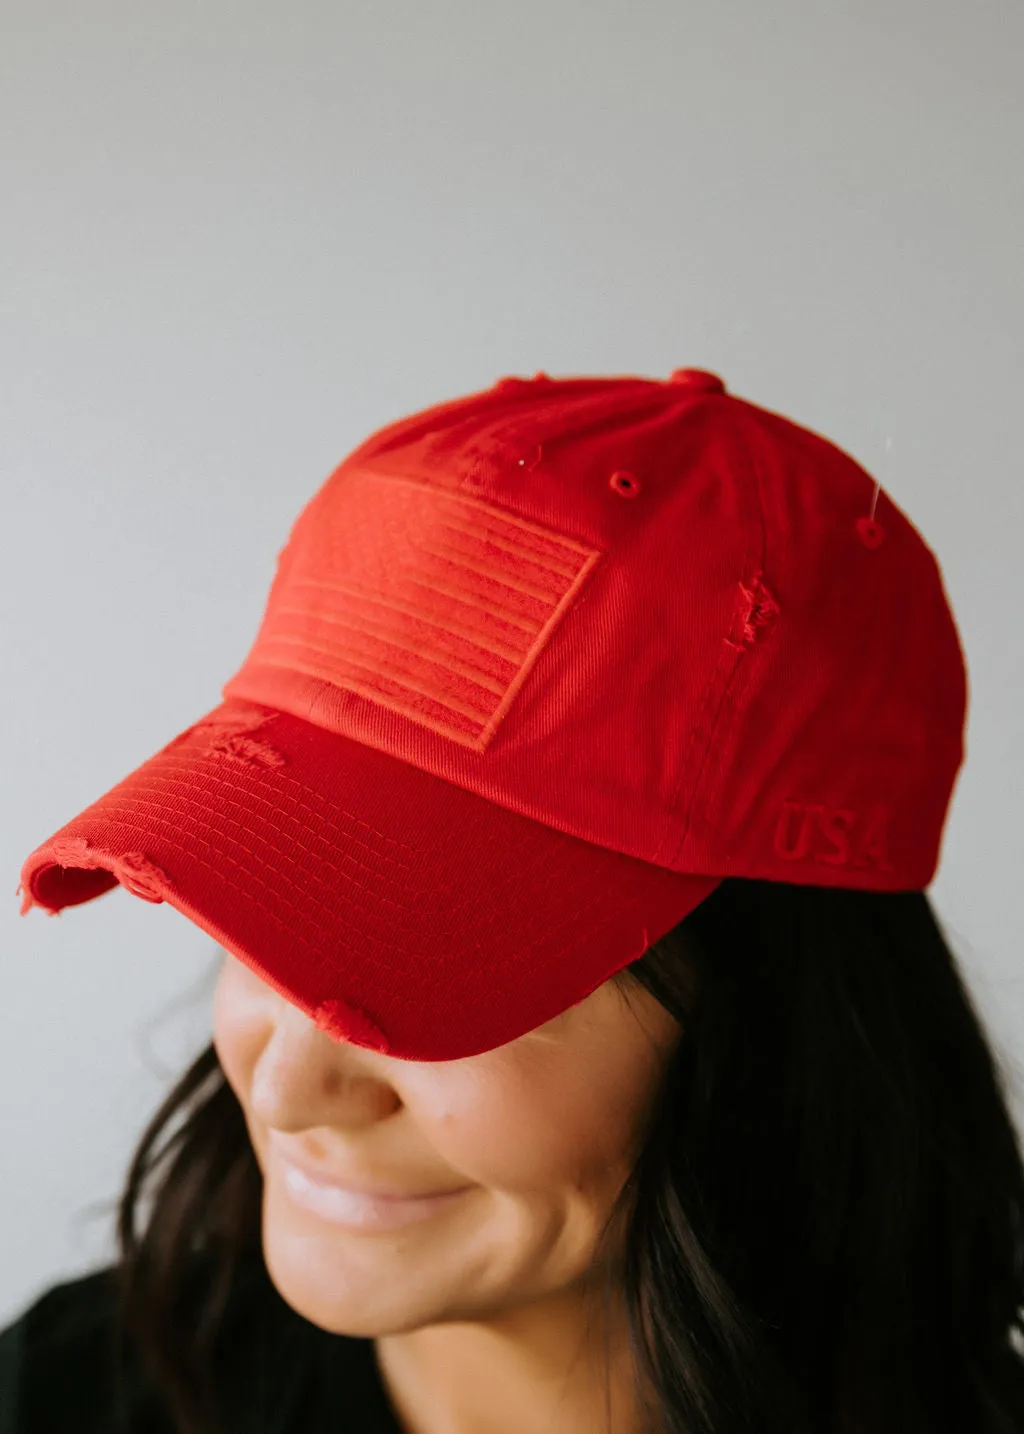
[2,0,1022,1326]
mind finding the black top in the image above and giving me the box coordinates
[0,1253,407,1433]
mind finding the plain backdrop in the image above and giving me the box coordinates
[2,0,1022,1327]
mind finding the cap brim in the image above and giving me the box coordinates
[18,697,718,1060]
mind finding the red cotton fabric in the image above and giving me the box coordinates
[17,368,968,1060]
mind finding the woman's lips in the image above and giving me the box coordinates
[277,1156,472,1230]
[269,1135,466,1200]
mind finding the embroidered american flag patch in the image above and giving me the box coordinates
[250,469,603,750]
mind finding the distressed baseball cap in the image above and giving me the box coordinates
[17,368,967,1060]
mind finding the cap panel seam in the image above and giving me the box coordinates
[660,409,769,866]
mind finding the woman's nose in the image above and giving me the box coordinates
[248,1002,401,1133]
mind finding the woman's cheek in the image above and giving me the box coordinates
[212,959,268,1072]
[397,1056,589,1190]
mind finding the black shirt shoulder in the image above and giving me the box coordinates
[0,1266,138,1434]
[0,1255,405,1434]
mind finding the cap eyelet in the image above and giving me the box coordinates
[855,516,886,549]
[610,470,641,498]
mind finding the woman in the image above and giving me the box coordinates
[3,367,1023,1434]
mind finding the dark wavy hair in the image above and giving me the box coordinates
[103,878,1024,1434]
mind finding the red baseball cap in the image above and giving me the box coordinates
[17,368,968,1060]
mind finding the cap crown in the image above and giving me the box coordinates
[223,370,967,891]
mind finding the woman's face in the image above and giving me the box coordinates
[213,950,681,1336]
